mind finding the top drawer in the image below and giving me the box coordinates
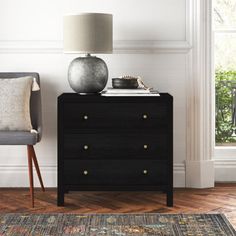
[62,102,169,130]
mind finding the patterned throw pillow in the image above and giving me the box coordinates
[0,76,33,131]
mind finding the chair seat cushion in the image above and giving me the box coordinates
[0,131,38,145]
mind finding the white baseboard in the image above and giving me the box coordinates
[173,163,186,187]
[0,163,186,188]
[186,160,215,188]
[2,161,235,188]
[0,165,56,188]
[214,159,236,182]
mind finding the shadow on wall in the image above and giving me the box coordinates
[40,75,58,140]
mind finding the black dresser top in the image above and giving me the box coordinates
[58,93,173,103]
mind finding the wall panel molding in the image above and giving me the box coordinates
[0,40,62,54]
[0,0,191,189]
[0,40,192,54]
[0,1,192,54]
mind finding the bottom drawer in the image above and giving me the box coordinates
[64,160,167,186]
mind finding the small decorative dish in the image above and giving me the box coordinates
[112,78,139,89]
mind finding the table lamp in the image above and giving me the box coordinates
[64,13,113,94]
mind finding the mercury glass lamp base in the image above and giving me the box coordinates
[68,54,108,94]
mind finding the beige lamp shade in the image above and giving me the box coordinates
[64,13,113,54]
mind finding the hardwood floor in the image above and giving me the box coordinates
[0,184,235,228]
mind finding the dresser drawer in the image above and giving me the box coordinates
[63,133,168,159]
[64,160,167,186]
[63,102,168,130]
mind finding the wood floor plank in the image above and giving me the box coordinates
[0,184,235,228]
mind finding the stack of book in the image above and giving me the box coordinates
[101,88,160,96]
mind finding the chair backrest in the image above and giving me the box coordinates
[0,72,42,141]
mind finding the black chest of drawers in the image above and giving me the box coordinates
[57,93,173,207]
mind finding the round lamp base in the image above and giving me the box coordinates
[68,55,108,94]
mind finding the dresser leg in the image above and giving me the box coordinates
[167,190,173,207]
[57,190,64,206]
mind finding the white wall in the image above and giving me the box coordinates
[0,0,187,187]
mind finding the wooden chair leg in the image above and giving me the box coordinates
[27,146,34,208]
[28,145,45,192]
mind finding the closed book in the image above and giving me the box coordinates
[101,93,160,97]
[105,88,159,94]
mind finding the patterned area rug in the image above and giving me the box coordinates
[0,213,235,236]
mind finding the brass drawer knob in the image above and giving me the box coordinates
[143,144,148,149]
[83,145,89,150]
[83,115,88,120]
[142,114,148,119]
[83,170,88,175]
[143,169,148,175]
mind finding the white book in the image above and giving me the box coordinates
[105,88,158,94]
[101,93,160,97]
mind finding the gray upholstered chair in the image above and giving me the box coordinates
[0,72,45,207]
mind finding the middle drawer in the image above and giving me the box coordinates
[63,133,168,160]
